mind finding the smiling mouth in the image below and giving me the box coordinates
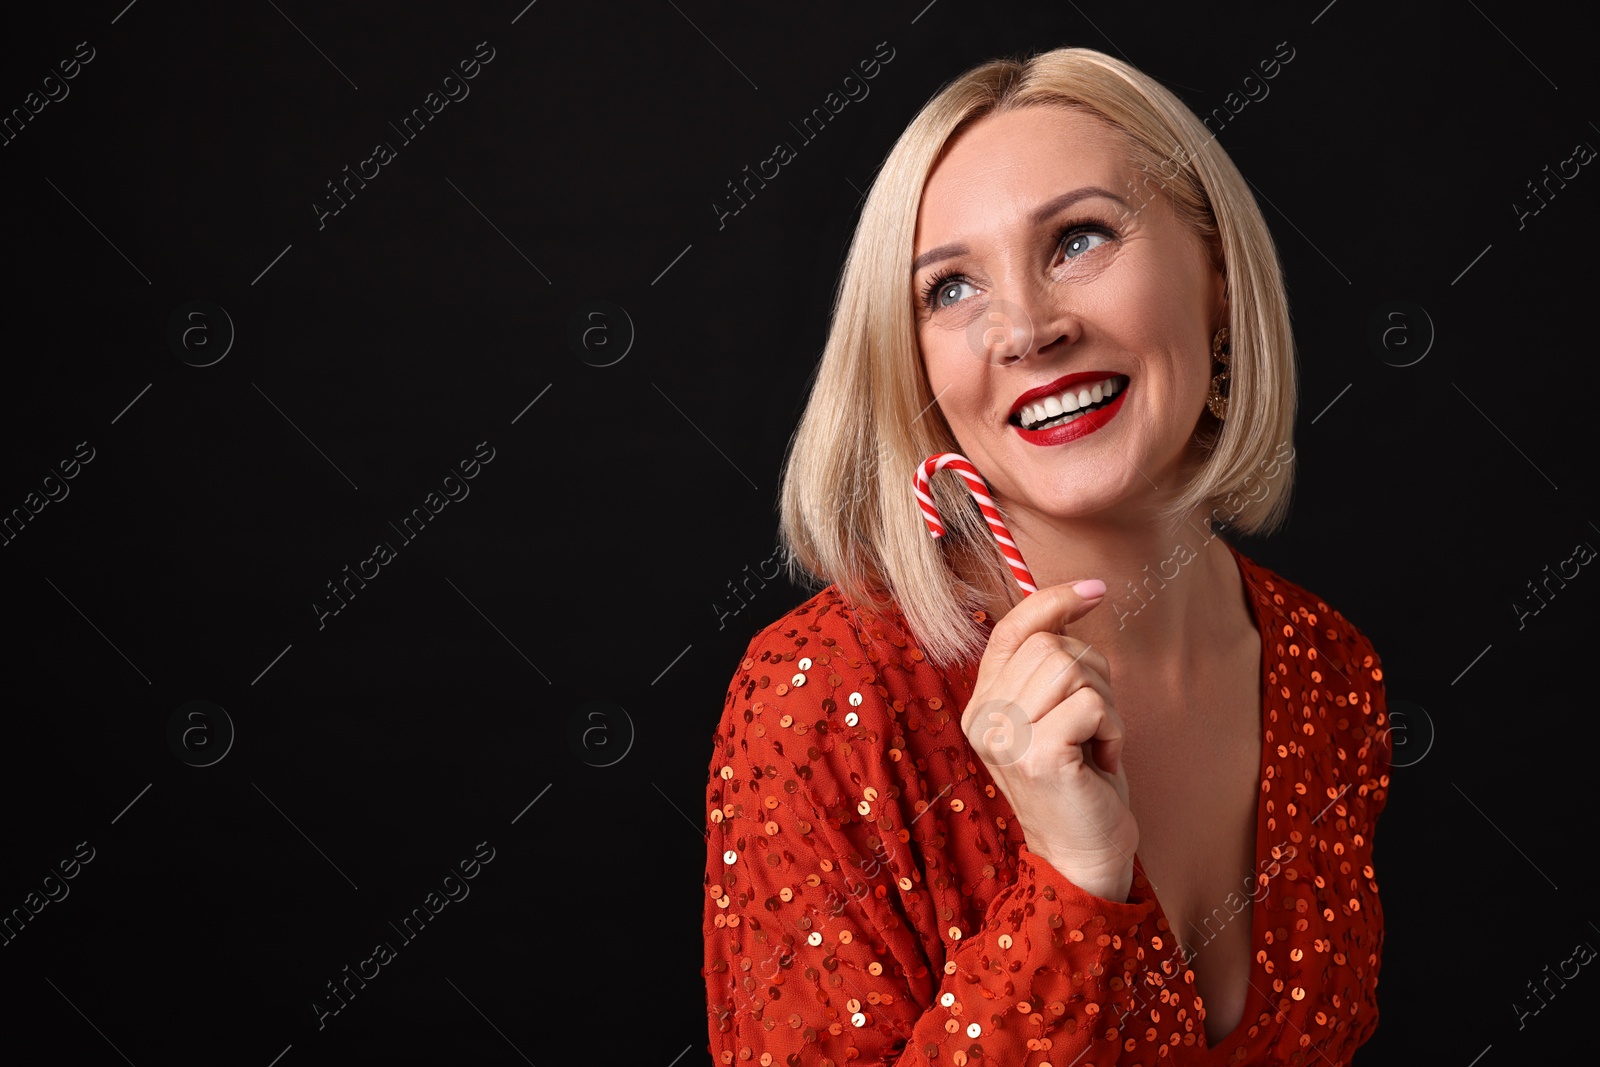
[1008,375,1129,431]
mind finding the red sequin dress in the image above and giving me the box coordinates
[702,542,1391,1066]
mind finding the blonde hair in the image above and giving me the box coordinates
[776,46,1298,671]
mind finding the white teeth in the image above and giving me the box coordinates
[1016,376,1124,431]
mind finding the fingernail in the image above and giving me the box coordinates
[1071,579,1106,599]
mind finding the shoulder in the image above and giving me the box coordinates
[709,585,881,764]
[719,585,887,719]
[721,581,943,699]
[707,583,956,817]
[1234,548,1392,811]
[1234,549,1384,689]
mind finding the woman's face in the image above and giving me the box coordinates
[911,105,1225,529]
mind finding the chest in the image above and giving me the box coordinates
[1116,654,1265,1043]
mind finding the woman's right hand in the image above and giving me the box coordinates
[962,579,1139,902]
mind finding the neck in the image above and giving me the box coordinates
[990,505,1246,681]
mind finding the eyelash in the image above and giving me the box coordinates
[917,219,1117,311]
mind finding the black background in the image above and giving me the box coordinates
[1,1,1594,1063]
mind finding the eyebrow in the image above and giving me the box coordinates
[911,185,1131,274]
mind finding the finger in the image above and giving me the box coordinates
[964,630,1109,733]
[976,578,1108,683]
[1011,628,1112,686]
[1029,688,1127,776]
[1085,699,1127,778]
[1019,639,1113,718]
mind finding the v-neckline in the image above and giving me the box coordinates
[1129,539,1271,1056]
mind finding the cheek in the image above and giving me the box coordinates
[919,315,977,372]
[920,336,984,411]
[920,362,1005,456]
[1123,302,1212,405]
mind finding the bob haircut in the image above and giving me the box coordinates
[777,45,1298,672]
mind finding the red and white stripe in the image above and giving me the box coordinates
[913,452,1037,595]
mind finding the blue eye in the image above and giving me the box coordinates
[932,278,976,308]
[916,219,1118,312]
[1063,231,1109,258]
[917,271,976,310]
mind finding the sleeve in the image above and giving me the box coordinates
[1343,624,1391,822]
[1365,640,1392,818]
[702,622,1215,1066]
[1328,620,1390,1052]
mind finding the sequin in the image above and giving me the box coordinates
[703,544,1390,1065]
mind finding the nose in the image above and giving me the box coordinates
[973,281,1079,366]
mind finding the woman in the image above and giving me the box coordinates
[702,46,1390,1066]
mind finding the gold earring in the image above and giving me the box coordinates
[1207,327,1231,420]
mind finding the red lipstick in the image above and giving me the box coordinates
[1009,372,1129,446]
[1008,371,1125,419]
[1014,389,1127,445]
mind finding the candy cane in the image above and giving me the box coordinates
[913,452,1037,595]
